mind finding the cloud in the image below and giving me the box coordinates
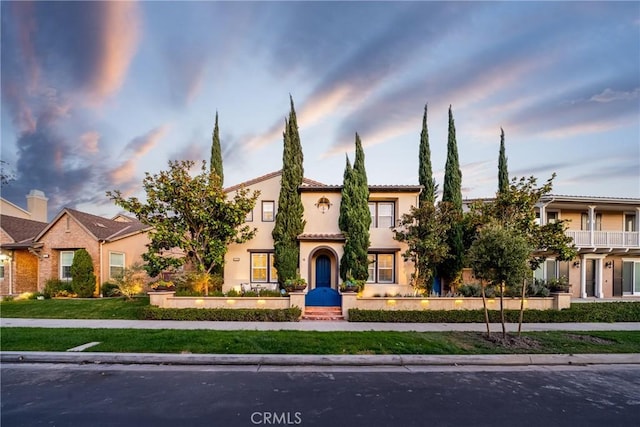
[86,1,141,104]
[80,131,100,154]
[109,125,169,186]
[590,88,640,103]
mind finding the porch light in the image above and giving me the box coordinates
[573,261,580,268]
[605,261,613,269]
[315,196,332,214]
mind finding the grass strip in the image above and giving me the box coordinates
[1,328,639,355]
[0,297,149,319]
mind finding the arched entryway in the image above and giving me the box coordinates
[305,247,341,307]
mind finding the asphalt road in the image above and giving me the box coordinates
[2,364,639,427]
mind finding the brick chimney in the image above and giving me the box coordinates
[26,190,48,222]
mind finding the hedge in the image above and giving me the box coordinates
[141,306,301,322]
[348,302,640,323]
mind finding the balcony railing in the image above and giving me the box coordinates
[566,230,640,248]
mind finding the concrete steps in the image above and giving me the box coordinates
[302,306,344,321]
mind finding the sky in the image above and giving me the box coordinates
[1,1,639,220]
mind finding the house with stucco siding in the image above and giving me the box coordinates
[223,171,421,307]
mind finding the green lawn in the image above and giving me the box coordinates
[0,297,148,319]
[1,328,639,355]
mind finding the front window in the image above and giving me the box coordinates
[369,201,395,228]
[251,253,277,283]
[262,201,275,222]
[0,264,4,280]
[547,211,558,224]
[60,251,74,281]
[367,253,395,283]
[109,252,125,279]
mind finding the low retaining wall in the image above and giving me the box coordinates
[149,291,572,320]
[149,291,306,310]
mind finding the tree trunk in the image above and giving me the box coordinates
[481,283,490,338]
[518,278,527,337]
[500,280,506,339]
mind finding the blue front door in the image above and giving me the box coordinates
[305,255,341,306]
[316,255,331,287]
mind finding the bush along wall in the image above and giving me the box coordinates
[141,306,302,322]
[348,302,640,323]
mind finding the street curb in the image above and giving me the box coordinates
[2,351,640,367]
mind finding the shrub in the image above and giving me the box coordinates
[348,302,640,323]
[70,249,96,298]
[114,263,147,299]
[173,271,221,295]
[43,279,75,298]
[141,306,302,322]
[101,281,122,297]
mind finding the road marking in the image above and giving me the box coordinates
[66,342,101,352]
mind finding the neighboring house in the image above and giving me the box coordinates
[535,195,640,298]
[1,190,49,295]
[0,189,48,223]
[223,171,421,305]
[0,215,48,295]
[31,208,152,295]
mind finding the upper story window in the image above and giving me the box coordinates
[60,251,74,281]
[109,252,125,279]
[369,201,395,228]
[262,201,275,222]
[581,213,602,231]
[625,214,636,232]
[367,253,395,283]
[547,211,558,224]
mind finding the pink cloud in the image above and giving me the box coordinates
[80,131,100,154]
[87,1,141,104]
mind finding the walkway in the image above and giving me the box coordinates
[2,318,640,332]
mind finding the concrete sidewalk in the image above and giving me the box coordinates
[1,318,640,332]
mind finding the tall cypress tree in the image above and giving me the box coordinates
[272,96,306,285]
[339,133,371,282]
[210,111,224,186]
[419,104,436,205]
[339,155,355,281]
[440,105,464,286]
[498,127,509,194]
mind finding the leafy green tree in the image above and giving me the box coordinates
[210,111,224,186]
[418,104,436,205]
[393,202,455,294]
[440,105,464,287]
[339,134,371,282]
[467,174,577,336]
[273,96,306,286]
[70,248,97,298]
[107,160,259,295]
[468,223,532,338]
[498,128,508,194]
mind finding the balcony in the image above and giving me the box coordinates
[566,230,640,248]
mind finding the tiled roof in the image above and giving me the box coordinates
[65,208,149,241]
[297,233,345,241]
[224,170,326,193]
[35,208,149,243]
[301,184,423,193]
[0,215,47,243]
